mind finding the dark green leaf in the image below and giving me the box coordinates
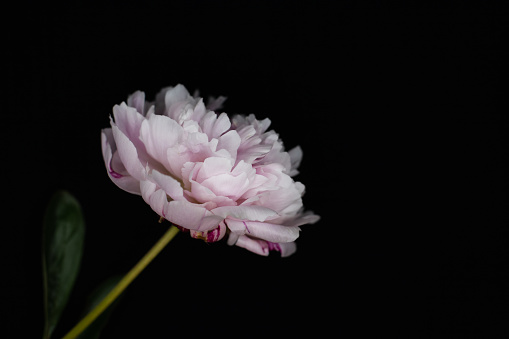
[77,275,124,339]
[42,190,85,339]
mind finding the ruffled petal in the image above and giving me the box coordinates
[126,90,146,115]
[101,129,141,194]
[225,220,300,243]
[212,205,277,221]
[206,95,227,111]
[139,114,183,174]
[112,103,145,145]
[164,84,196,122]
[231,235,270,256]
[227,235,297,257]
[150,169,184,201]
[200,111,231,139]
[165,200,223,231]
[140,179,167,217]
[268,241,297,257]
[111,124,146,181]
[200,172,250,200]
[196,157,232,182]
[189,180,236,207]
[217,130,241,159]
[288,146,303,177]
[280,211,321,227]
[190,221,227,242]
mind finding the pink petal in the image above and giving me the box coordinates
[280,211,321,227]
[165,200,223,231]
[196,157,232,183]
[164,85,195,121]
[212,205,277,222]
[190,221,227,242]
[111,124,146,181]
[256,181,304,214]
[112,103,145,145]
[200,111,231,139]
[189,98,207,122]
[225,220,299,243]
[147,188,168,217]
[139,114,183,174]
[126,90,146,115]
[288,146,303,176]
[217,130,241,159]
[140,180,167,217]
[206,96,227,111]
[268,241,297,257]
[101,129,141,194]
[231,235,270,256]
[164,84,192,110]
[227,235,297,256]
[200,172,250,200]
[150,169,184,201]
[189,181,236,207]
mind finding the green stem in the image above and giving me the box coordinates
[61,225,180,339]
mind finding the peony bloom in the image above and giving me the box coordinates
[101,84,319,256]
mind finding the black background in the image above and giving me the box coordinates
[7,1,509,337]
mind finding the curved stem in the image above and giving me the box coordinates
[61,225,180,339]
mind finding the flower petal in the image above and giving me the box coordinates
[196,157,232,183]
[200,111,231,139]
[112,103,145,145]
[206,95,227,111]
[139,114,183,174]
[225,220,299,243]
[165,201,223,231]
[200,172,250,200]
[111,124,146,181]
[165,84,192,110]
[190,221,227,242]
[212,205,277,222]
[231,235,270,256]
[280,211,321,227]
[217,130,241,159]
[126,90,146,115]
[101,129,141,194]
[150,169,184,201]
[140,179,167,217]
[268,241,297,257]
[288,146,303,176]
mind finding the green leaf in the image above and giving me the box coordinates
[42,190,85,339]
[77,275,124,339]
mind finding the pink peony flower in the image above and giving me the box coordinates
[101,84,319,256]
